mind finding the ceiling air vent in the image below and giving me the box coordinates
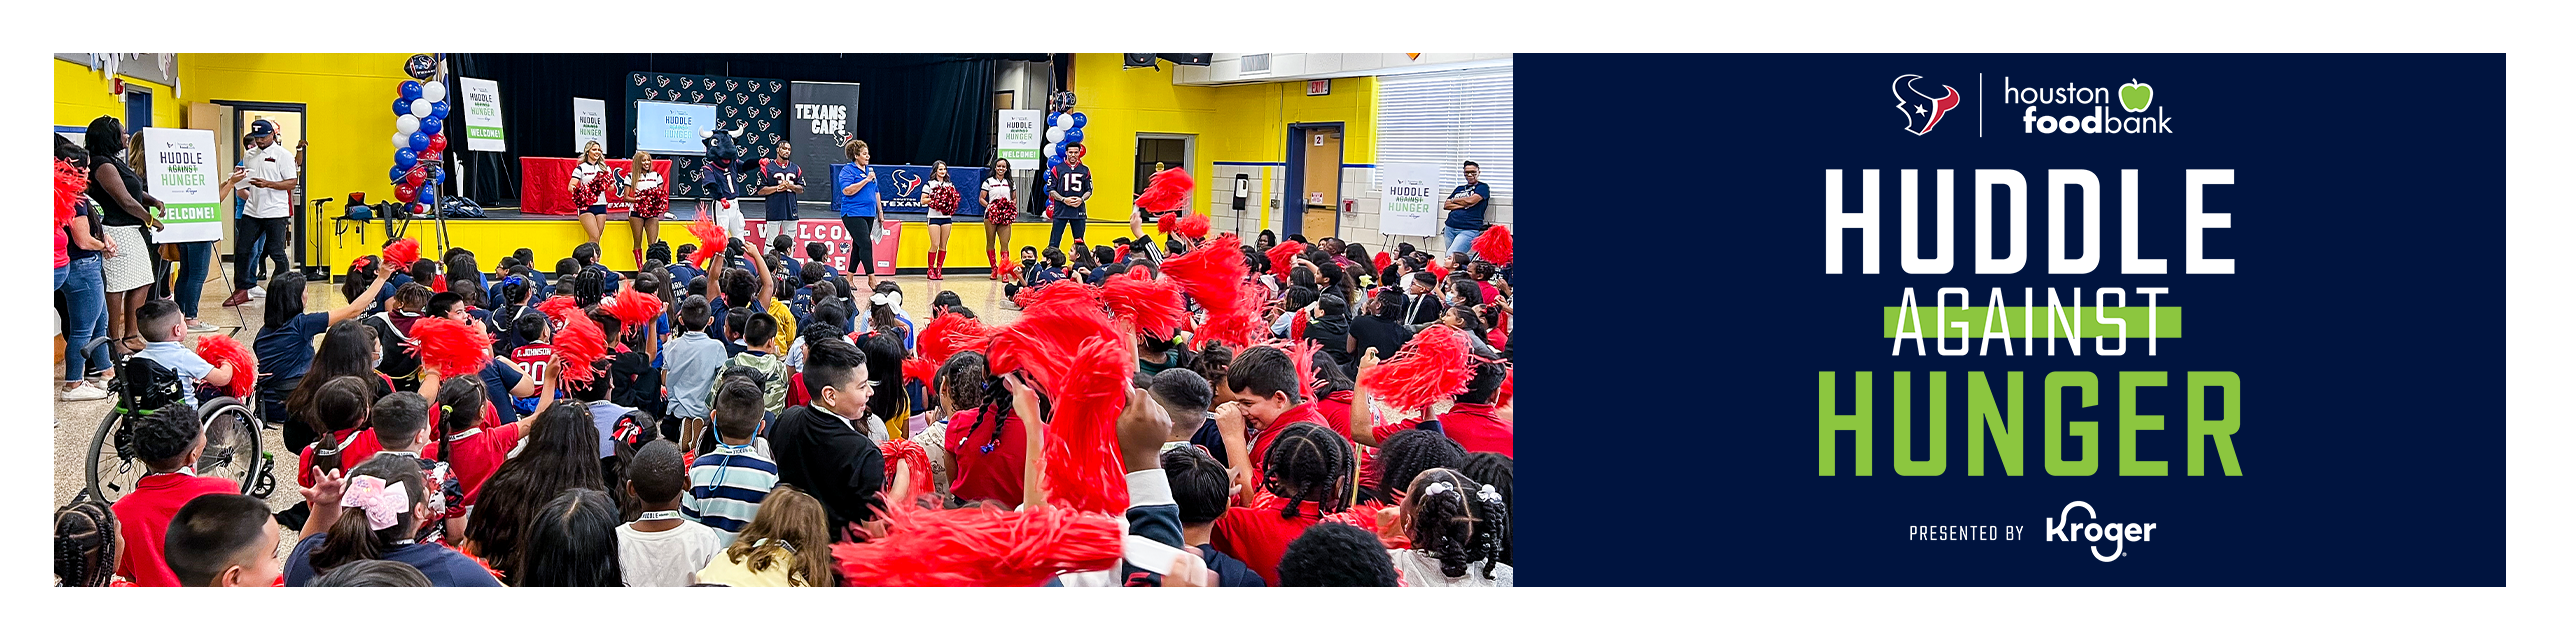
[1240,54,1271,75]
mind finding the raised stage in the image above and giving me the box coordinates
[307,202,1133,277]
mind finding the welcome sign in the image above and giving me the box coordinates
[139,127,223,243]
[1531,54,2508,586]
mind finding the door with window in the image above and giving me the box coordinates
[1134,134,1194,215]
[1297,126,1343,238]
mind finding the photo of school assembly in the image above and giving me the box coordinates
[50,53,1514,588]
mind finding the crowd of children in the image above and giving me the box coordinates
[56,212,1516,587]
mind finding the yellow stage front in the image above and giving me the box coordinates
[305,216,1103,276]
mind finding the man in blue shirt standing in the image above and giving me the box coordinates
[1046,142,1094,249]
[751,140,804,245]
[1440,160,1492,256]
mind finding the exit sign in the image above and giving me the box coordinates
[1307,79,1330,96]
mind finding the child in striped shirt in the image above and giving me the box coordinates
[682,375,780,546]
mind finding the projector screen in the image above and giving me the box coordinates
[633,100,717,156]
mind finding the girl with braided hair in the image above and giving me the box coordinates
[945,353,1037,508]
[1368,429,1467,506]
[1211,422,1353,586]
[55,495,125,587]
[1458,452,1513,566]
[1383,467,1513,586]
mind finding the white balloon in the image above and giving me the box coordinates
[420,80,447,103]
[396,131,415,149]
[1042,143,1058,158]
[1046,127,1066,143]
[410,98,434,118]
[396,114,420,135]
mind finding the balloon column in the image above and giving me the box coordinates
[389,58,450,217]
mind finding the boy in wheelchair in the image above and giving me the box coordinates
[126,300,238,412]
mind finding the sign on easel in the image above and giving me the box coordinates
[140,127,224,243]
[1378,162,1438,237]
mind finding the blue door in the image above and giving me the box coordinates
[125,88,152,130]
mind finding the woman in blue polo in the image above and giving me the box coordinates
[835,139,882,291]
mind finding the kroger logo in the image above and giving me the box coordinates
[2005,77,2173,134]
[2045,501,2157,562]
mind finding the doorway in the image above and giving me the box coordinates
[1284,123,1344,239]
[1134,133,1194,213]
[216,101,310,273]
[124,87,152,130]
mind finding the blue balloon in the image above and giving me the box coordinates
[409,132,432,152]
[1061,128,1084,144]
[419,117,443,136]
[431,100,450,120]
[1051,112,1068,127]
[1068,112,1086,129]
[400,80,423,101]
[427,164,445,181]
[395,96,414,115]
[417,189,435,207]
[391,167,405,182]
[393,149,417,171]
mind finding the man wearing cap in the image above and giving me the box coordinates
[224,120,296,307]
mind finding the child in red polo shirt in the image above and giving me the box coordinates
[1211,423,1354,586]
[112,410,242,587]
[435,374,536,504]
[1213,346,1334,491]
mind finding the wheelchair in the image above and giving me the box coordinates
[82,336,276,503]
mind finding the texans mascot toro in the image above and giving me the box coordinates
[698,126,751,237]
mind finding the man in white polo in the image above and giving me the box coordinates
[225,120,296,307]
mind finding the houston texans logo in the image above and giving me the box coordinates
[747,80,761,92]
[756,145,770,157]
[645,88,659,99]
[726,79,739,91]
[725,106,738,117]
[680,77,694,89]
[715,93,728,104]
[759,94,772,105]
[656,75,671,87]
[1893,74,1962,136]
[633,73,647,86]
[892,169,920,197]
[745,107,759,118]
[758,120,771,131]
[688,91,703,102]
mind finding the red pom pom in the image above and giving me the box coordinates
[1131,167,1193,212]
[917,314,990,370]
[551,311,608,388]
[383,238,421,272]
[1285,338,1316,404]
[56,159,89,229]
[631,185,669,217]
[1265,241,1304,275]
[1176,212,1211,240]
[831,503,1121,587]
[608,286,665,337]
[1162,234,1264,346]
[687,207,728,268]
[1155,213,1177,237]
[1013,280,1103,317]
[408,317,494,379]
[1101,273,1188,341]
[993,257,1020,280]
[192,335,257,399]
[1373,251,1393,277]
[1041,334,1134,514]
[880,438,936,498]
[1427,258,1450,281]
[431,273,448,294]
[986,295,1116,388]
[925,184,962,214]
[536,296,583,323]
[1363,325,1477,411]
[1472,224,1513,266]
[900,357,936,388]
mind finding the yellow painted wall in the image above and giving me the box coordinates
[1067,54,1377,225]
[176,54,418,271]
[53,58,182,138]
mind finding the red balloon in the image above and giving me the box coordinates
[411,203,428,215]
[427,133,448,155]
[403,168,427,187]
[394,184,419,202]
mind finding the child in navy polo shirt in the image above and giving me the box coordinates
[1162,446,1265,586]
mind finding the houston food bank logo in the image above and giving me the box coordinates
[2008,77,2172,134]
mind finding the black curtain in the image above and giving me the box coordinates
[454,53,1043,206]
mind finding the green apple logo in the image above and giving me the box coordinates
[2119,79,2154,113]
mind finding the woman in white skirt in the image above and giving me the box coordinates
[570,141,615,245]
[84,117,166,354]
